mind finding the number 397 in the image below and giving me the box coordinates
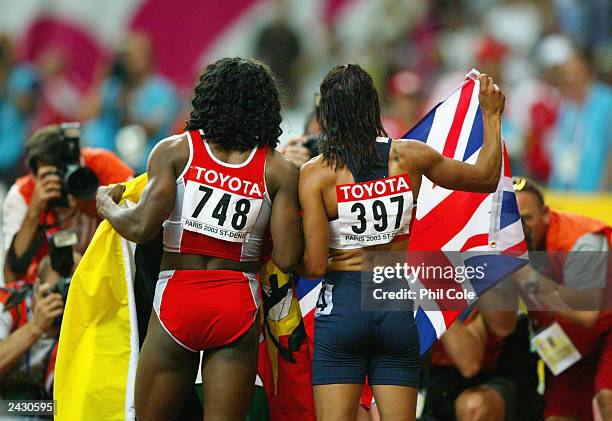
[350,196,404,234]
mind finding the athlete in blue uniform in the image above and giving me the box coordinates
[299,64,505,420]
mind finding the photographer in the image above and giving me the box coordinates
[81,32,179,173]
[421,308,521,421]
[2,123,132,284]
[281,96,320,167]
[510,177,612,420]
[0,254,77,400]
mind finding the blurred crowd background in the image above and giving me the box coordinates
[0,0,610,194]
[0,1,610,419]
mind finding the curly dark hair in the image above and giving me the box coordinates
[185,57,282,151]
[318,64,387,173]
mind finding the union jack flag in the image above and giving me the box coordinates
[404,69,528,353]
[296,69,528,355]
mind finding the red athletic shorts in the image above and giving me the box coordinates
[153,269,259,351]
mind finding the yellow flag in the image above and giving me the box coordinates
[54,175,148,421]
[259,260,303,393]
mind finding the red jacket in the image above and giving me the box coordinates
[533,210,612,354]
[5,148,133,282]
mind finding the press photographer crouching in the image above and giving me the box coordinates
[0,251,80,401]
[2,123,133,284]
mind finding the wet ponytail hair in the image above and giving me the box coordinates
[317,64,387,173]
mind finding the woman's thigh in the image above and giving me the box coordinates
[134,312,200,421]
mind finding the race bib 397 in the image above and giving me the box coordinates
[335,175,414,247]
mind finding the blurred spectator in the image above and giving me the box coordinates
[511,34,569,183]
[0,34,38,186]
[552,0,588,47]
[512,177,612,420]
[522,91,558,183]
[421,308,520,421]
[547,49,611,192]
[303,104,320,137]
[434,2,480,75]
[280,94,320,167]
[82,32,179,173]
[33,47,83,129]
[254,16,302,107]
[475,36,526,175]
[0,254,79,400]
[483,0,543,57]
[475,37,507,89]
[551,0,611,50]
[334,0,426,74]
[382,70,423,139]
[2,124,132,284]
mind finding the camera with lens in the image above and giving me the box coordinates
[302,93,321,157]
[47,230,77,303]
[48,276,71,303]
[47,122,100,207]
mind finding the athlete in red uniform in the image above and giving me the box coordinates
[96,58,302,420]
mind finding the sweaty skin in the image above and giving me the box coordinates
[96,133,302,421]
[97,133,303,274]
[300,74,504,278]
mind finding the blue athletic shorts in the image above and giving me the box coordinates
[312,271,420,387]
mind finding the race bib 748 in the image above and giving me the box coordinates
[181,168,264,242]
[336,175,413,247]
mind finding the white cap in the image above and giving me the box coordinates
[536,34,575,68]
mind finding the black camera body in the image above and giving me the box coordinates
[48,230,77,278]
[46,230,77,326]
[43,274,71,328]
[303,135,319,157]
[48,276,71,304]
[48,123,100,208]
